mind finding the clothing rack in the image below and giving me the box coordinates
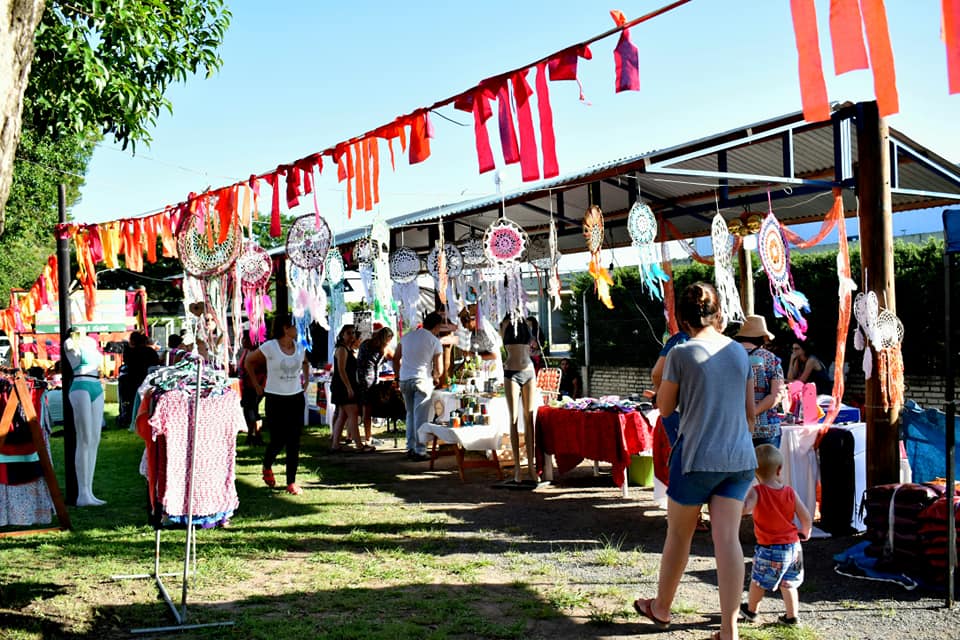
[0,373,71,537]
[113,355,234,633]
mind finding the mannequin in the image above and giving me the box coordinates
[63,328,106,506]
[501,317,539,486]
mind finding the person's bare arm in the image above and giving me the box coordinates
[795,493,813,540]
[244,349,266,395]
[302,354,311,392]
[742,486,758,515]
[432,352,443,384]
[392,343,402,382]
[657,380,679,417]
[651,355,667,391]
[745,377,757,433]
[756,376,783,415]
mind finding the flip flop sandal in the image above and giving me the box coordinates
[285,483,303,495]
[261,468,276,488]
[633,598,670,630]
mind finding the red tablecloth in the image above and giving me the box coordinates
[536,407,653,487]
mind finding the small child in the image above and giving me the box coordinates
[740,444,813,625]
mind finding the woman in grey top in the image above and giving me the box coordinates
[634,282,756,640]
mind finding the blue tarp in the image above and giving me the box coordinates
[900,400,960,484]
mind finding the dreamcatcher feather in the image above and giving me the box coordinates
[326,248,347,352]
[710,214,745,325]
[370,215,394,324]
[483,218,527,325]
[757,213,808,337]
[628,201,670,300]
[853,291,904,410]
[428,241,463,324]
[390,246,421,327]
[582,205,613,309]
[235,241,273,344]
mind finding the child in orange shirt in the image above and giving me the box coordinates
[740,444,813,625]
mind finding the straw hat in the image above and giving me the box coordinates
[735,315,774,341]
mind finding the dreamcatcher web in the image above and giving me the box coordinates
[177,215,242,278]
[236,241,273,343]
[326,247,347,356]
[459,238,487,267]
[757,212,808,338]
[710,214,745,325]
[326,247,345,286]
[526,235,555,270]
[427,243,463,278]
[389,246,420,284]
[853,291,904,408]
[286,214,332,270]
[582,205,613,309]
[627,201,669,300]
[483,218,527,266]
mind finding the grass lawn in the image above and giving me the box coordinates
[1,412,642,640]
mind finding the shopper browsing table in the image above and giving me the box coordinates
[393,312,444,461]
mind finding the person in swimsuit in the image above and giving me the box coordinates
[501,317,539,486]
[63,327,106,506]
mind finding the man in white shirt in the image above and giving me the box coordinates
[393,312,444,461]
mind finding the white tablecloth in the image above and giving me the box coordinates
[418,422,505,452]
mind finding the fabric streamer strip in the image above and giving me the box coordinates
[780,189,843,248]
[710,214,746,325]
[790,0,831,122]
[946,0,960,94]
[758,211,809,338]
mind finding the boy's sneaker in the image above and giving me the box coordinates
[739,603,757,622]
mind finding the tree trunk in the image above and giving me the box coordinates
[0,0,46,235]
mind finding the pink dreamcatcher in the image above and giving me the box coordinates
[483,218,528,326]
[236,241,273,344]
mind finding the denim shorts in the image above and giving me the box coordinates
[752,542,804,591]
[666,437,755,506]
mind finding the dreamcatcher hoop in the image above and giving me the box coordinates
[758,215,790,289]
[177,215,243,278]
[354,237,377,267]
[527,235,556,270]
[459,238,487,267]
[427,243,463,279]
[286,214,333,269]
[326,247,345,286]
[390,246,421,284]
[628,201,657,245]
[236,242,272,289]
[583,205,605,254]
[483,218,527,266]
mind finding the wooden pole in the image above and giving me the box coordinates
[855,101,900,487]
[738,243,755,316]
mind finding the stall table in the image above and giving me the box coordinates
[417,422,504,481]
[536,407,653,498]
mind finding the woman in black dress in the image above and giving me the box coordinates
[330,324,368,452]
[356,326,394,449]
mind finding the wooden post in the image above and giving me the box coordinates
[56,184,77,505]
[856,101,900,487]
[738,243,755,316]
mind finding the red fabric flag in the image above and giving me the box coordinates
[610,10,640,92]
[265,171,282,236]
[535,62,559,179]
[285,164,302,209]
[454,87,496,174]
[495,79,521,165]
[408,112,432,165]
[790,0,832,122]
[511,70,540,182]
[829,0,868,74]
[548,45,593,102]
[946,0,960,94]
[861,0,899,116]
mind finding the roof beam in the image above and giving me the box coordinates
[519,201,580,227]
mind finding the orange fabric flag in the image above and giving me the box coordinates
[354,140,366,212]
[144,215,158,264]
[99,222,121,268]
[861,0,899,116]
[790,0,832,122]
[371,136,380,205]
[780,189,843,248]
[945,0,960,93]
[829,0,869,74]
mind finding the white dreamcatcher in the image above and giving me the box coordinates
[853,291,905,410]
[370,215,394,324]
[390,246,421,327]
[483,218,528,327]
[326,247,347,355]
[354,236,377,304]
[627,201,670,300]
[527,222,562,311]
[710,213,745,325]
[286,214,333,345]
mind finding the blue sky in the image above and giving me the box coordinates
[70,1,959,242]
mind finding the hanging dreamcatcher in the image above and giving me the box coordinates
[483,218,528,326]
[757,212,808,338]
[528,224,562,311]
[177,211,243,369]
[236,241,273,344]
[582,205,613,309]
[286,214,333,344]
[710,214,746,326]
[628,201,670,300]
[368,215,394,324]
[460,237,487,268]
[390,246,421,327]
[326,247,347,348]
[354,236,377,303]
[853,291,905,410]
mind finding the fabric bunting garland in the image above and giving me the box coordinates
[758,212,809,338]
[710,214,745,325]
[627,201,669,300]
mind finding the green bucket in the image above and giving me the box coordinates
[628,453,654,487]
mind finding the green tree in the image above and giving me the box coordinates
[0,0,231,230]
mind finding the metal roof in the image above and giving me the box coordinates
[331,102,960,256]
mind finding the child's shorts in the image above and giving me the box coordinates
[751,542,804,591]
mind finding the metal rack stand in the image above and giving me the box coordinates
[114,356,234,633]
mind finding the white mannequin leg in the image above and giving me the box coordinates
[519,378,538,482]
[70,389,106,506]
[504,377,523,483]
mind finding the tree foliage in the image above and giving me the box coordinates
[565,239,948,375]
[26,0,231,149]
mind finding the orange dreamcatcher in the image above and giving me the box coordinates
[582,205,613,309]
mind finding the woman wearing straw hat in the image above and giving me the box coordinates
[734,315,785,449]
